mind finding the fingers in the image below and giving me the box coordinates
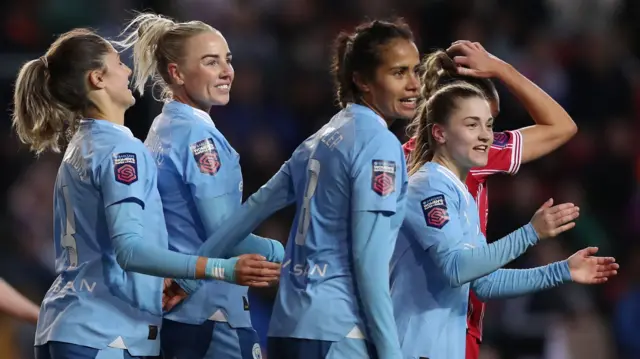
[453,56,471,67]
[577,247,599,257]
[551,207,580,225]
[446,41,476,56]
[164,295,186,312]
[539,198,554,209]
[240,254,267,261]
[550,221,575,236]
[547,202,577,214]
[594,256,616,265]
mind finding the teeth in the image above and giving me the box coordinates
[216,84,230,89]
[400,97,417,103]
[474,146,488,152]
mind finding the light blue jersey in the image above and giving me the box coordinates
[145,101,249,327]
[267,104,407,347]
[36,119,166,357]
[391,161,569,359]
[391,162,481,359]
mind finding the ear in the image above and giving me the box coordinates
[432,123,446,145]
[352,72,370,94]
[88,69,106,90]
[167,63,184,86]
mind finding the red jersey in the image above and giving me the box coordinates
[402,130,523,341]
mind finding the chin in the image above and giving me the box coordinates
[470,155,489,168]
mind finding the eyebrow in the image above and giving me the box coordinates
[464,116,494,122]
[200,52,232,60]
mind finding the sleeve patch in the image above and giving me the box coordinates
[492,132,511,148]
[371,160,396,197]
[421,194,449,229]
[190,138,221,175]
[113,153,138,185]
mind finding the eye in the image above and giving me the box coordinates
[206,59,219,66]
[466,123,478,128]
[394,69,405,77]
[227,57,233,65]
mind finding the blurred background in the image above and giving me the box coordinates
[0,0,638,358]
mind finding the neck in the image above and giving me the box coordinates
[85,106,125,126]
[173,92,211,114]
[431,152,469,183]
[359,97,393,128]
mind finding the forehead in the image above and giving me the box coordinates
[377,39,420,69]
[183,31,229,58]
[452,96,492,118]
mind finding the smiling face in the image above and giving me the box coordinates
[100,47,135,109]
[168,31,234,111]
[360,38,421,121]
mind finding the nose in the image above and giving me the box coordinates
[219,62,233,80]
[406,71,420,92]
[479,126,492,143]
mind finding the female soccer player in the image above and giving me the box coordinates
[116,13,283,359]
[391,82,618,359]
[164,18,420,359]
[402,41,580,359]
[12,29,276,359]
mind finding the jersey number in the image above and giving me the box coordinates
[61,186,78,268]
[294,159,320,245]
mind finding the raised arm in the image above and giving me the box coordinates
[448,40,577,164]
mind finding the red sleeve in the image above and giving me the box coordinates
[402,137,416,161]
[470,130,523,180]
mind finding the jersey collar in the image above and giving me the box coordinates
[164,100,215,126]
[80,119,134,137]
[347,103,388,128]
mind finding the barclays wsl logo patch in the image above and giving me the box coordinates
[252,343,262,359]
[371,159,396,197]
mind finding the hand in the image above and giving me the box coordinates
[530,198,580,239]
[234,254,281,288]
[162,278,188,312]
[446,40,506,78]
[568,247,619,284]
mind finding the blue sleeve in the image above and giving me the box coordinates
[181,128,234,199]
[97,144,149,208]
[352,210,402,358]
[196,162,296,258]
[180,127,284,261]
[351,132,402,214]
[105,201,201,278]
[404,179,540,287]
[194,193,284,262]
[471,261,572,300]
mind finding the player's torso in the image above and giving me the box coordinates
[270,105,406,341]
[37,120,165,355]
[145,102,248,326]
[391,163,481,359]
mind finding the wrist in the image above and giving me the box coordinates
[524,222,541,244]
[493,60,514,80]
[205,258,239,283]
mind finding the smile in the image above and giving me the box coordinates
[473,145,488,152]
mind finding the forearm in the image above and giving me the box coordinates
[107,202,232,280]
[0,279,39,324]
[495,63,577,162]
[472,261,571,300]
[435,223,539,287]
[227,234,284,263]
[197,169,294,258]
[352,211,401,358]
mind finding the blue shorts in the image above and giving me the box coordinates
[35,342,158,359]
[267,337,378,359]
[160,319,261,359]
